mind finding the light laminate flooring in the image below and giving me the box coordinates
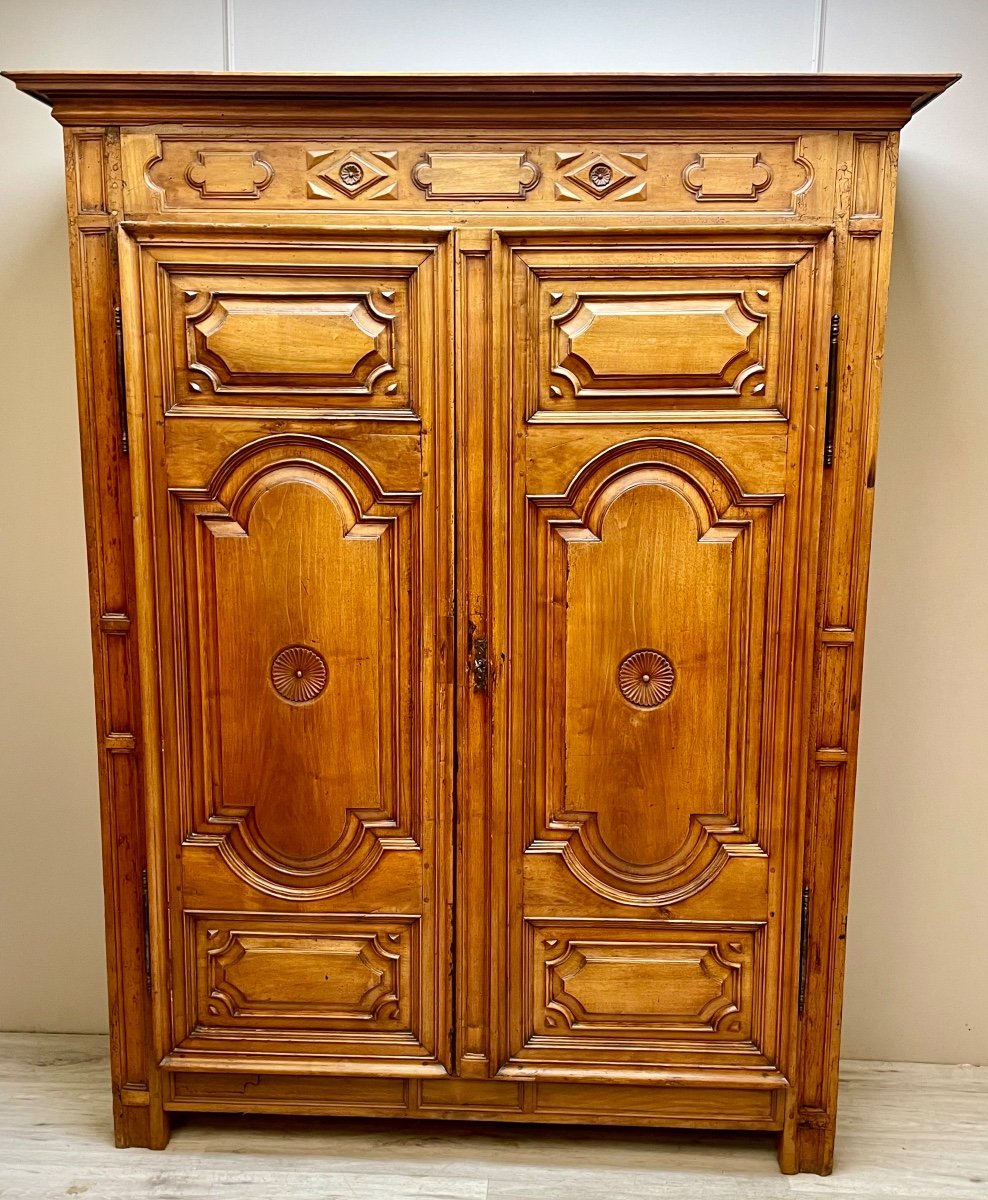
[0,1034,985,1199]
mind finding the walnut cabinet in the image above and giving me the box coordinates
[5,71,957,1174]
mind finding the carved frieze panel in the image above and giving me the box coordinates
[129,135,823,215]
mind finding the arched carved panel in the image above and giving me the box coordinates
[172,436,420,899]
[526,439,778,905]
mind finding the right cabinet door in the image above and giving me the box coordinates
[492,229,833,1083]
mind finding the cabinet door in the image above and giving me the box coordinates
[488,229,832,1083]
[120,226,453,1076]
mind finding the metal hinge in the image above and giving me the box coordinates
[467,620,489,694]
[823,313,840,468]
[140,868,152,994]
[798,885,811,1015]
[472,637,488,693]
[113,304,129,456]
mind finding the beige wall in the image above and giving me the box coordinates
[1,0,985,1065]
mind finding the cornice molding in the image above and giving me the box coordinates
[2,71,960,131]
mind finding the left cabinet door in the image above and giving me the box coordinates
[119,226,454,1077]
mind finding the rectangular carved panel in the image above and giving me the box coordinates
[189,914,415,1032]
[683,152,773,201]
[529,923,755,1041]
[511,240,820,420]
[549,290,769,409]
[142,239,439,418]
[185,149,274,199]
[171,273,410,412]
[412,152,540,200]
[186,291,397,394]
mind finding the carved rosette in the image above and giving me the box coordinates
[270,645,328,704]
[618,649,675,708]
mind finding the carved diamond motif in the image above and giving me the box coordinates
[568,154,634,198]
[559,153,638,200]
[553,149,648,202]
[306,149,398,200]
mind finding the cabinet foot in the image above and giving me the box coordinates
[113,1096,171,1150]
[777,1121,835,1175]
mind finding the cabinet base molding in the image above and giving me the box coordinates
[165,1072,783,1130]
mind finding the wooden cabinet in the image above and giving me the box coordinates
[5,70,957,1175]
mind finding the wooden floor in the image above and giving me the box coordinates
[0,1035,985,1198]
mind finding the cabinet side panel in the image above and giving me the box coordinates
[787,131,899,1176]
[62,128,167,1149]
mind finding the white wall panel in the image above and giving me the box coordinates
[821,0,988,1066]
[232,0,817,73]
[0,2,225,1033]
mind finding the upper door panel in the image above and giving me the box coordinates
[149,237,430,420]
[515,240,817,422]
